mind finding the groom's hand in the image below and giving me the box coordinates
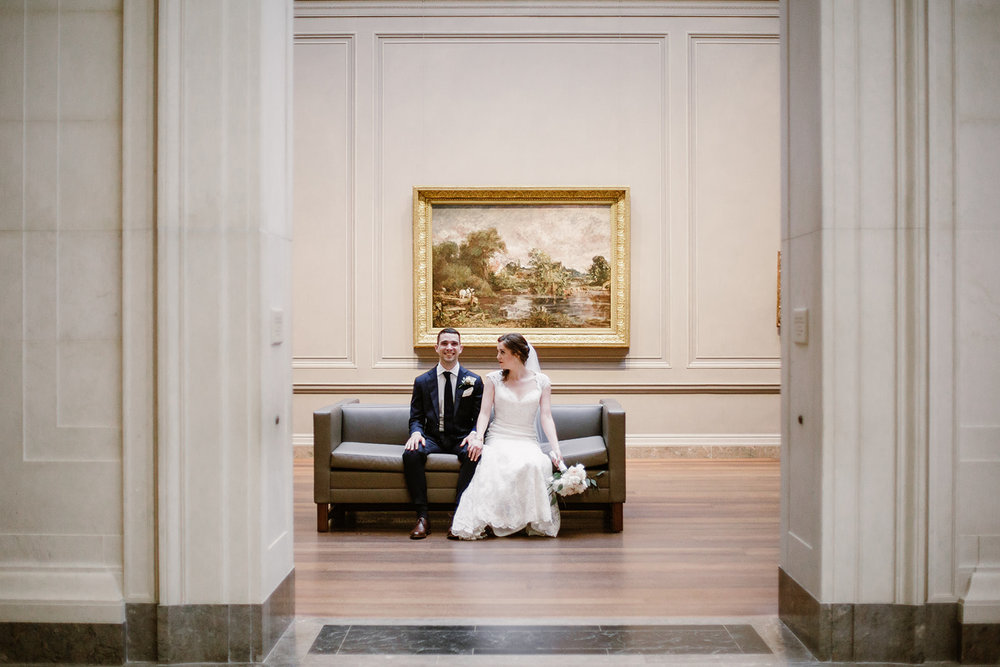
[405,432,425,451]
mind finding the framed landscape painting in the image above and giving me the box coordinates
[413,187,630,348]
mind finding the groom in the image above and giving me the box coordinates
[403,327,484,539]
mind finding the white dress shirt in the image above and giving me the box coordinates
[436,363,458,432]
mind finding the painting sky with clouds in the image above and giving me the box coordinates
[432,204,611,273]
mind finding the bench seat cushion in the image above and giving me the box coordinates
[331,442,461,472]
[333,436,609,473]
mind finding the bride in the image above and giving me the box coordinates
[449,333,564,540]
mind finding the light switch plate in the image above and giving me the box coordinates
[792,308,808,345]
[270,308,284,346]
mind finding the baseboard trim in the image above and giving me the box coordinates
[777,567,999,663]
[627,434,780,459]
[157,568,295,664]
[0,620,125,664]
[294,433,313,457]
[0,570,295,665]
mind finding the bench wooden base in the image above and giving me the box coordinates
[317,501,624,533]
[609,501,624,532]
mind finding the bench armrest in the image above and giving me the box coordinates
[600,398,626,503]
[313,398,359,503]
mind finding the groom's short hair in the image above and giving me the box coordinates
[437,327,461,343]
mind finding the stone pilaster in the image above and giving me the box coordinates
[156,0,294,661]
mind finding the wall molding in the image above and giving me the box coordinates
[687,356,781,369]
[296,2,780,20]
[292,357,359,370]
[370,31,673,367]
[926,0,957,604]
[121,0,157,606]
[0,568,124,624]
[361,358,678,370]
[292,34,357,367]
[293,382,779,394]
[686,32,781,371]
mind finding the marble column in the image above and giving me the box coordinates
[156,0,294,662]
[780,0,1000,661]
[0,1,159,662]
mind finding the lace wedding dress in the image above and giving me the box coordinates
[449,370,560,540]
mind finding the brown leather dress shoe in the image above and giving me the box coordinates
[409,517,430,540]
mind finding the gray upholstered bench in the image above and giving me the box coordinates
[314,398,626,532]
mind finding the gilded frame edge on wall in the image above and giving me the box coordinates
[413,186,630,349]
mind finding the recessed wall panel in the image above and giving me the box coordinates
[689,36,780,368]
[293,38,354,367]
[376,36,667,363]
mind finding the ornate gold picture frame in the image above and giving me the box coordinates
[413,187,630,348]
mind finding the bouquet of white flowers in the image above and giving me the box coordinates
[547,463,600,500]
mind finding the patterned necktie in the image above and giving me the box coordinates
[442,370,454,433]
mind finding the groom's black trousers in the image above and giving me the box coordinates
[402,436,478,517]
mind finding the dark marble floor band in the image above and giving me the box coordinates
[308,623,772,656]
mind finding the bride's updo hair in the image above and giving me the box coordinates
[498,332,530,381]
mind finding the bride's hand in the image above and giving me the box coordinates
[549,451,565,470]
[462,432,484,462]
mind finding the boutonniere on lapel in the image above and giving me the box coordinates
[459,375,476,397]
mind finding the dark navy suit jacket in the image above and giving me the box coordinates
[408,365,483,450]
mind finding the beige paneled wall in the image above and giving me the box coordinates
[292,2,781,454]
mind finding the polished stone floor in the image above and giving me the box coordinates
[264,616,823,665]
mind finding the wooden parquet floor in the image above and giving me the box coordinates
[293,459,780,618]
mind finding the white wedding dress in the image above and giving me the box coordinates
[450,370,560,540]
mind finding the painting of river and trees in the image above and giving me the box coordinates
[431,204,612,329]
[413,187,630,348]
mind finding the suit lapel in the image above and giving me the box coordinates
[453,366,465,415]
[427,369,440,421]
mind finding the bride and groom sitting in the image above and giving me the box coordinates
[403,328,565,541]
